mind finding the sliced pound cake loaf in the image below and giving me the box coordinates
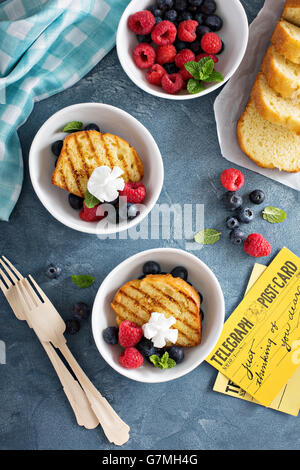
[250,72,300,133]
[237,100,300,173]
[271,19,300,64]
[283,0,300,27]
[261,45,300,101]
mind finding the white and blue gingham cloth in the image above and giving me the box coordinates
[0,0,129,221]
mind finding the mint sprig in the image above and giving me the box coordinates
[149,352,176,370]
[194,228,222,245]
[71,275,95,288]
[185,58,224,95]
[84,189,100,209]
[62,121,83,133]
[262,206,287,224]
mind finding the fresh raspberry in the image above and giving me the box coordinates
[178,20,198,42]
[196,53,219,64]
[179,67,193,80]
[119,347,144,369]
[119,182,146,204]
[133,43,156,69]
[220,168,245,192]
[146,64,166,85]
[244,234,272,258]
[201,32,222,54]
[156,45,177,65]
[151,20,177,45]
[118,320,144,348]
[175,49,195,69]
[161,73,184,94]
[79,202,105,222]
[128,10,155,35]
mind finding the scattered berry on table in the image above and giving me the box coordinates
[205,14,223,31]
[226,216,240,230]
[65,319,80,335]
[196,25,211,38]
[128,10,156,35]
[103,326,119,345]
[156,44,177,64]
[119,182,146,204]
[178,20,198,42]
[127,203,141,220]
[200,0,217,15]
[201,32,222,54]
[220,168,245,192]
[119,347,144,369]
[170,265,188,280]
[118,320,144,348]
[136,337,159,358]
[164,62,179,73]
[84,123,100,132]
[175,49,195,68]
[51,140,63,157]
[143,261,161,275]
[166,346,184,364]
[161,72,184,93]
[230,228,246,246]
[146,63,167,84]
[68,193,83,210]
[244,234,272,258]
[196,52,218,63]
[46,264,61,279]
[223,192,243,211]
[72,302,90,321]
[236,207,254,224]
[249,189,265,205]
[133,43,156,69]
[151,20,177,45]
[165,9,178,22]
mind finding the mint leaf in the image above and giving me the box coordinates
[194,228,222,245]
[185,61,201,79]
[262,206,287,224]
[203,70,224,83]
[72,275,95,288]
[62,121,83,133]
[150,352,176,370]
[84,190,100,209]
[197,57,214,80]
[187,79,205,94]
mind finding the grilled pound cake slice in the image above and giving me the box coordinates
[111,274,201,347]
[52,130,144,198]
[283,0,300,27]
[251,72,300,133]
[237,100,300,172]
[271,19,300,64]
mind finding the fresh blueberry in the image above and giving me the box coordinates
[217,40,225,54]
[230,228,246,246]
[157,0,174,10]
[170,266,188,281]
[103,326,119,345]
[136,34,152,43]
[198,291,204,303]
[153,8,164,17]
[194,12,205,24]
[72,302,90,321]
[196,24,211,37]
[127,203,140,220]
[164,62,179,74]
[236,207,254,224]
[188,5,198,13]
[174,0,187,11]
[51,140,63,157]
[188,0,203,6]
[65,319,80,335]
[200,309,204,321]
[155,16,163,23]
[190,40,202,53]
[136,337,159,357]
[165,9,178,21]
[143,261,161,275]
[138,274,146,280]
[68,193,84,210]
[223,192,243,211]
[46,264,61,279]
[200,0,216,15]
[174,39,187,51]
[178,11,193,21]
[205,14,223,31]
[166,346,184,364]
[226,216,240,230]
[84,123,100,132]
[249,189,265,205]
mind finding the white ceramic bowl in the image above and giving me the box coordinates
[92,248,225,383]
[116,0,249,100]
[29,103,164,234]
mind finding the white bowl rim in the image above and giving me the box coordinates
[91,247,225,383]
[116,0,249,100]
[29,102,164,235]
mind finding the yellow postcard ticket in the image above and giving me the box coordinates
[213,263,300,416]
[206,247,300,407]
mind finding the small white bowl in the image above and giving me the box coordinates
[92,248,225,383]
[29,103,164,234]
[116,0,249,100]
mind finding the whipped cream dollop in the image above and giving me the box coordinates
[87,166,125,203]
[142,312,178,348]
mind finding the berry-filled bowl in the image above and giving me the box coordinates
[92,248,225,383]
[116,0,249,100]
[29,103,164,234]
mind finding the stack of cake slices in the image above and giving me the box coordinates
[238,0,300,173]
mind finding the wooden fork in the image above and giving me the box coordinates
[0,256,98,430]
[0,256,130,446]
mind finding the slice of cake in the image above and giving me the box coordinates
[271,19,300,64]
[283,0,300,27]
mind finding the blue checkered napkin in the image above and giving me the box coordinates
[0,0,129,221]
